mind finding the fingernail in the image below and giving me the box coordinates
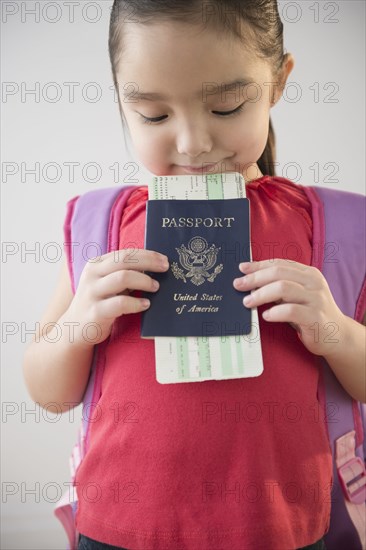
[141,299,150,308]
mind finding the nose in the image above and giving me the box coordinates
[176,119,213,158]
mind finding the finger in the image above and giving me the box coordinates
[239,258,306,274]
[242,280,310,308]
[95,294,151,319]
[89,249,169,278]
[273,303,301,332]
[260,302,308,326]
[235,264,317,292]
[93,269,159,300]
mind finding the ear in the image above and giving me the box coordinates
[270,52,295,107]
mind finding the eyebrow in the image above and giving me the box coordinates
[122,78,255,102]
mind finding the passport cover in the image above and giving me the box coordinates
[141,198,252,337]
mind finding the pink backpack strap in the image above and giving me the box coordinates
[303,184,366,549]
[55,184,138,550]
[63,195,80,295]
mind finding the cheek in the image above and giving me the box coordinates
[232,104,270,158]
[120,109,167,158]
[135,131,168,159]
[130,130,172,173]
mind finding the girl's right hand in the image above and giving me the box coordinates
[66,248,169,347]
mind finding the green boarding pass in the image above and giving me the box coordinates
[147,172,264,384]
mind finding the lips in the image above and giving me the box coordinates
[180,163,217,173]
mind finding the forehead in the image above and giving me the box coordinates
[116,22,271,102]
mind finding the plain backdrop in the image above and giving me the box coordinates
[1,1,365,548]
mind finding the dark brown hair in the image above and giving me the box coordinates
[108,1,285,177]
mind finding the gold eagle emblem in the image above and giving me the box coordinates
[171,236,223,286]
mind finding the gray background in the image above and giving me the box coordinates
[1,1,365,548]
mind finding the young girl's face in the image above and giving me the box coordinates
[117,22,285,182]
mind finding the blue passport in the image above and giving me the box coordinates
[141,198,252,338]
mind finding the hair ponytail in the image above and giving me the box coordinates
[258,116,276,177]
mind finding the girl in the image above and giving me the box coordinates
[23,1,366,549]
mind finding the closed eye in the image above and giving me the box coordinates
[140,102,247,125]
[212,102,247,116]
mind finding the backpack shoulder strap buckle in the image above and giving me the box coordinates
[338,455,366,504]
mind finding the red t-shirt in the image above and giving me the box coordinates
[74,175,332,550]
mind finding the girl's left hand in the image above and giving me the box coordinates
[233,258,346,358]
